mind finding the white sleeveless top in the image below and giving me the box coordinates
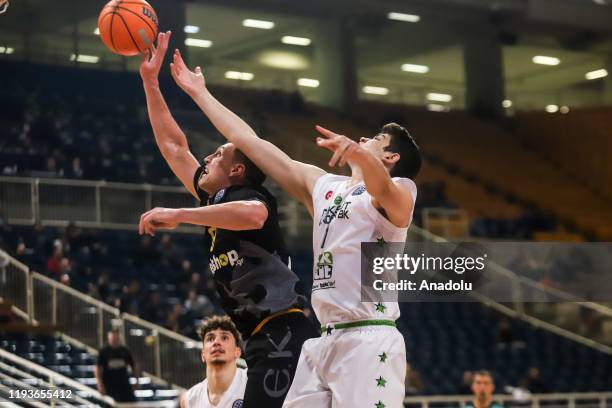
[184,367,247,408]
[311,174,417,325]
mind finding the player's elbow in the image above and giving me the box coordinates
[247,202,268,230]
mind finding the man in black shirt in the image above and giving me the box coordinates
[138,31,317,407]
[95,329,139,402]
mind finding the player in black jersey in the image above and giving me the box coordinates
[138,31,318,408]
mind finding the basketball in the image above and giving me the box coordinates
[98,0,159,56]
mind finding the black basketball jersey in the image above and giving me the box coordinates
[193,166,305,338]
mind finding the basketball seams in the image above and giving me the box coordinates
[113,5,158,38]
[115,12,143,54]
[109,10,118,53]
[98,12,116,53]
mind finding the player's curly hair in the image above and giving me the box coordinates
[198,315,242,347]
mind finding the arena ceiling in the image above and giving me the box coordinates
[2,0,612,110]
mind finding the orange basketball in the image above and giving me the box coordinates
[98,0,159,56]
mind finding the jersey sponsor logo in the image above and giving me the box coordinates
[232,400,244,408]
[352,185,366,196]
[314,251,333,280]
[319,201,351,225]
[209,249,244,274]
[325,190,333,200]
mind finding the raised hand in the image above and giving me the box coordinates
[139,31,172,84]
[170,49,206,97]
[315,125,362,167]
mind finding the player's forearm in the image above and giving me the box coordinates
[352,149,395,199]
[191,88,259,146]
[143,82,190,154]
[191,88,317,203]
[175,201,266,230]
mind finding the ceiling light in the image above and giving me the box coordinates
[502,100,512,108]
[242,19,275,30]
[546,104,559,113]
[297,78,319,88]
[427,92,452,102]
[532,56,560,66]
[387,12,420,23]
[428,104,449,112]
[585,68,608,80]
[401,63,429,74]
[281,36,311,46]
[259,51,308,70]
[560,106,570,114]
[70,54,99,64]
[185,38,212,48]
[225,71,254,81]
[363,86,389,95]
[0,46,14,54]
[184,25,200,34]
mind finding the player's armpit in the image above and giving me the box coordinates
[371,180,415,228]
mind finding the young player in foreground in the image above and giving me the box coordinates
[139,32,317,407]
[181,316,247,408]
[169,48,421,407]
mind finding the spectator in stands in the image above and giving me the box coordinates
[133,235,158,267]
[458,370,473,394]
[495,319,525,350]
[466,370,503,408]
[119,280,142,315]
[59,272,71,287]
[184,288,214,318]
[523,367,549,394]
[141,291,166,325]
[167,303,193,336]
[97,271,111,303]
[95,329,139,402]
[159,233,182,268]
[69,157,84,179]
[46,245,63,277]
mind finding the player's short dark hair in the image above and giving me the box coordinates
[381,123,421,180]
[198,315,241,347]
[472,370,494,384]
[233,149,266,186]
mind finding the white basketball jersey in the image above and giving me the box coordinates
[311,174,417,326]
[184,367,247,408]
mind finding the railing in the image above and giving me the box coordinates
[406,226,612,352]
[0,175,311,235]
[403,392,612,408]
[0,347,113,406]
[0,248,204,390]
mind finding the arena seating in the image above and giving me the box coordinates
[0,332,178,403]
[398,302,612,395]
[516,108,612,203]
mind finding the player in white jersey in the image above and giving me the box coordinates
[181,316,247,408]
[169,51,421,407]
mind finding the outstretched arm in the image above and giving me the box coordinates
[138,201,269,236]
[316,126,415,227]
[169,50,325,215]
[140,31,200,199]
